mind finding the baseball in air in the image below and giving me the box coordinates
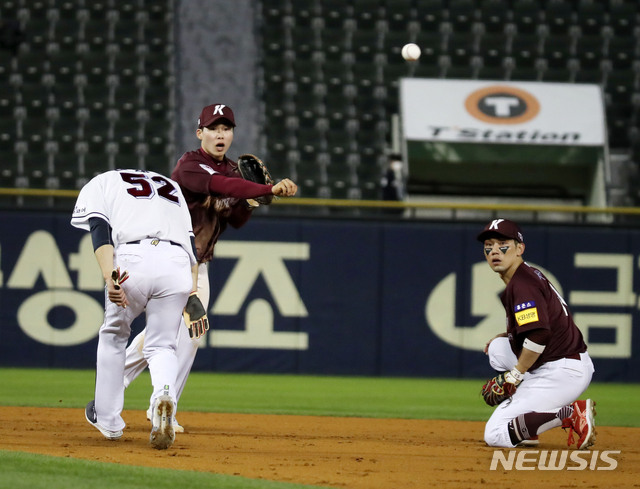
[401,43,421,61]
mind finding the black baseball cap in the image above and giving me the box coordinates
[198,104,236,128]
[477,219,524,243]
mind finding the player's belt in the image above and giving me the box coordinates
[125,239,182,247]
[565,353,581,360]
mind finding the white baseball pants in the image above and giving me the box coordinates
[123,262,210,407]
[484,337,595,447]
[94,240,192,431]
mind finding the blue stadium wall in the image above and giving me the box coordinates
[0,209,638,382]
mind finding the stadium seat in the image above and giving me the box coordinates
[20,15,49,52]
[608,36,637,71]
[142,52,170,86]
[0,79,17,118]
[47,49,81,85]
[322,59,350,90]
[0,117,17,152]
[15,50,46,84]
[289,0,316,29]
[81,53,110,85]
[605,70,638,108]
[82,122,108,155]
[510,32,543,65]
[543,0,575,35]
[115,0,138,22]
[478,32,510,68]
[542,33,575,70]
[290,26,316,60]
[112,52,140,85]
[320,27,348,62]
[414,0,445,32]
[52,157,81,189]
[113,85,140,118]
[478,0,510,34]
[350,29,382,63]
[80,85,111,119]
[608,2,638,37]
[52,19,82,51]
[0,155,18,188]
[0,0,18,19]
[448,0,478,33]
[18,83,51,118]
[512,0,542,35]
[82,19,108,52]
[574,34,605,72]
[143,21,170,53]
[382,0,414,31]
[352,0,384,31]
[575,0,606,37]
[510,56,545,81]
[446,32,478,68]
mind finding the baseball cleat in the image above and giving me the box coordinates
[149,395,175,450]
[565,399,597,449]
[84,400,123,440]
[147,406,184,433]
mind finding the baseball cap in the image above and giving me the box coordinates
[197,104,236,128]
[477,219,524,243]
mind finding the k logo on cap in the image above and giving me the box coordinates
[198,104,236,128]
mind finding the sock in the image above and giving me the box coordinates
[556,404,574,424]
[508,411,564,445]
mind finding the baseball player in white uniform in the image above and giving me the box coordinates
[71,169,208,449]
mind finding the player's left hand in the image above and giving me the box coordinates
[183,292,209,339]
[481,369,522,406]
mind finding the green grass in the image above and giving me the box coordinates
[1,368,638,489]
[0,450,331,489]
[2,368,638,426]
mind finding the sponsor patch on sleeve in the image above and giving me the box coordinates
[514,301,539,326]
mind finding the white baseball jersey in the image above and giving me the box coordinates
[71,169,196,265]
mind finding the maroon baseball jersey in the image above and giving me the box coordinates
[171,149,271,263]
[500,262,587,371]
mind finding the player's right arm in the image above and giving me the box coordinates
[89,216,128,308]
[94,243,128,308]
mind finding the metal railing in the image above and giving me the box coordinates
[2,187,640,224]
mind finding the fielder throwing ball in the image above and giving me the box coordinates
[121,104,298,431]
[478,219,596,449]
[71,169,207,449]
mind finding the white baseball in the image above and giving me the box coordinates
[401,43,421,61]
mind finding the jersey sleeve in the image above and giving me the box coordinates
[509,280,550,336]
[173,160,217,195]
[70,175,109,231]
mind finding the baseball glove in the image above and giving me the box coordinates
[183,292,209,339]
[481,371,519,407]
[237,153,275,205]
[111,267,129,290]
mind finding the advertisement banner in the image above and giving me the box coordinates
[399,79,607,201]
[0,211,638,381]
[400,79,606,146]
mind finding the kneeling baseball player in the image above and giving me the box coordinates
[478,219,596,449]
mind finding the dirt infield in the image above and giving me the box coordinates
[1,406,638,488]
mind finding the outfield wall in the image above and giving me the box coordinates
[0,210,638,382]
